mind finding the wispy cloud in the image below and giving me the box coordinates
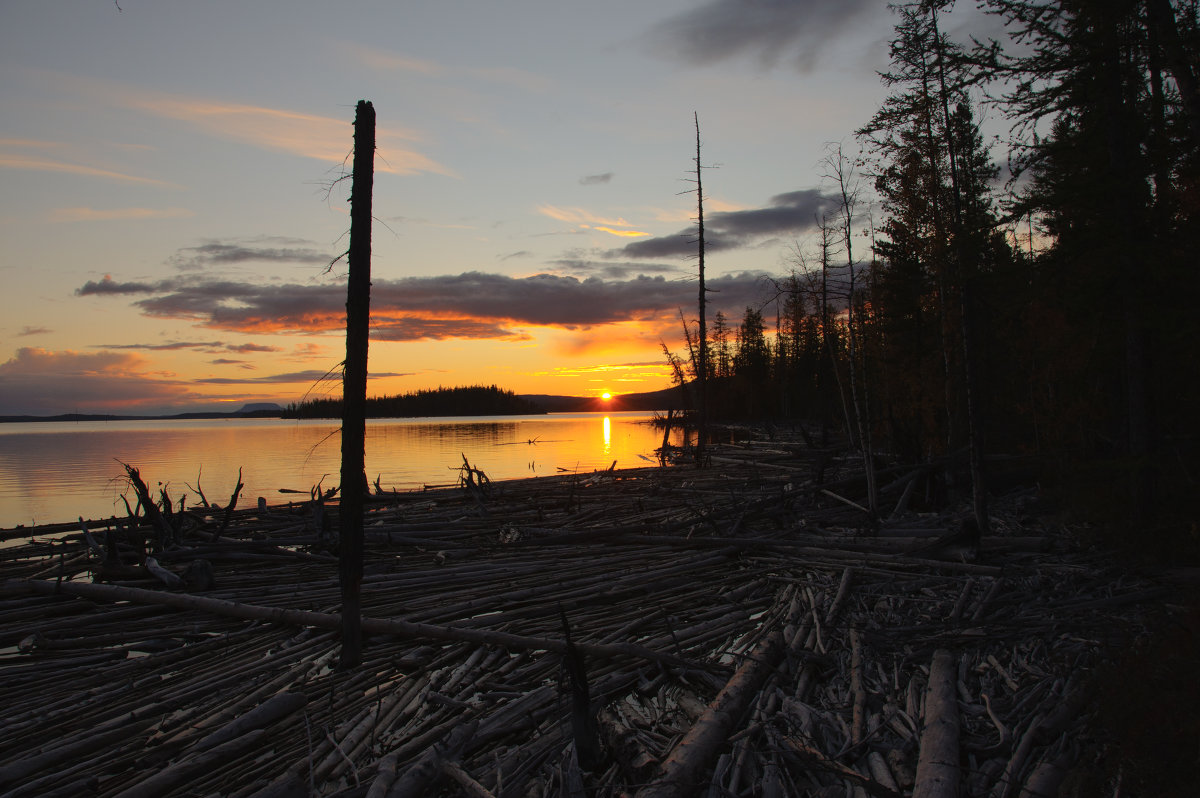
[51,206,195,222]
[17,326,51,337]
[193,369,409,385]
[0,153,177,188]
[580,172,614,186]
[646,0,878,72]
[350,45,445,75]
[550,259,682,280]
[538,204,648,236]
[92,340,282,354]
[592,226,649,238]
[539,205,634,227]
[617,188,836,258]
[42,71,455,178]
[132,96,452,176]
[347,43,552,92]
[169,239,334,270]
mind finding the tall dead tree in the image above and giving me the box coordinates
[340,99,374,669]
[824,144,878,518]
[692,112,709,462]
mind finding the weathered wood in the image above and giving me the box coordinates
[7,578,711,670]
[913,649,961,798]
[340,98,376,669]
[111,729,266,798]
[386,719,476,797]
[194,690,307,751]
[0,439,1169,798]
[635,630,785,798]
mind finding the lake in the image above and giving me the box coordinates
[0,412,675,529]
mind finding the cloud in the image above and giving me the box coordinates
[551,259,684,280]
[92,340,282,354]
[646,0,878,71]
[538,204,649,236]
[369,318,530,342]
[350,45,445,75]
[592,226,649,238]
[347,43,552,92]
[76,275,162,296]
[0,347,191,415]
[194,369,403,386]
[538,205,638,228]
[75,270,776,340]
[227,342,282,353]
[42,72,454,178]
[128,96,453,177]
[0,347,389,415]
[50,207,195,222]
[169,240,334,270]
[0,153,176,187]
[618,188,836,259]
[18,326,51,337]
[580,172,614,185]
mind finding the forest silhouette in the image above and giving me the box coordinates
[659,0,1198,560]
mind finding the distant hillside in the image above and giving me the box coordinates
[0,405,285,423]
[520,385,685,413]
[284,385,545,419]
[237,403,283,415]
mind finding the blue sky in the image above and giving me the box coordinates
[0,0,945,415]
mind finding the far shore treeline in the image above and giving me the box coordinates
[282,385,547,419]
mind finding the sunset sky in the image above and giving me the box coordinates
[0,1,997,416]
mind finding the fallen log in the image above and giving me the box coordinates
[194,690,307,752]
[635,628,785,798]
[111,728,267,798]
[913,649,961,798]
[6,578,713,671]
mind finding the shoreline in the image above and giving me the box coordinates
[0,438,1183,796]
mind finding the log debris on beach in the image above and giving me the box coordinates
[0,433,1183,796]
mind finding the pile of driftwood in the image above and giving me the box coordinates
[0,436,1174,797]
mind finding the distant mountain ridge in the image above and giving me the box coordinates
[521,385,683,413]
[0,403,284,424]
[0,386,685,423]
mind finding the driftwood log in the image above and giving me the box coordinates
[0,434,1178,796]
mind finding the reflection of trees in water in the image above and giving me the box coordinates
[0,415,665,526]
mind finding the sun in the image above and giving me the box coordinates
[601,392,612,401]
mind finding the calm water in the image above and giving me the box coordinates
[0,412,671,528]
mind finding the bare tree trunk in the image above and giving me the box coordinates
[340,99,375,669]
[693,112,709,463]
[826,145,878,517]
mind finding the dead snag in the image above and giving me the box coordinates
[119,462,172,548]
[340,98,375,670]
[217,466,244,536]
